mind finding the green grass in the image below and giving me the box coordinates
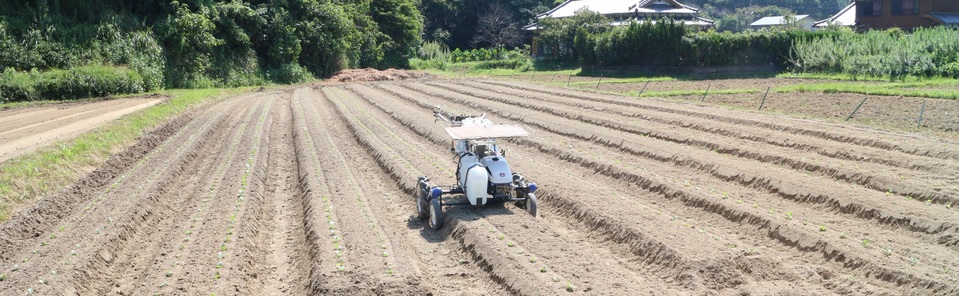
[0,87,256,222]
[776,82,959,100]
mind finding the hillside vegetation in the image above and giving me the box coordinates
[0,0,421,102]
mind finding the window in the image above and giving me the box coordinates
[856,1,883,17]
[892,0,920,16]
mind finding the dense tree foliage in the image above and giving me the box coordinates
[419,0,553,49]
[0,0,422,91]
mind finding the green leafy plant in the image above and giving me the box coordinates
[819,225,827,232]
[785,212,793,220]
[862,239,870,248]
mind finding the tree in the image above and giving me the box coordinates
[471,3,523,49]
[371,0,422,68]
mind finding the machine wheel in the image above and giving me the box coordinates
[429,198,444,230]
[526,193,538,217]
[416,193,428,219]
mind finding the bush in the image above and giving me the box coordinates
[792,26,959,80]
[268,63,314,84]
[0,65,145,103]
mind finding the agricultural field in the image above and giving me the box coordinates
[0,76,957,295]
[0,98,162,162]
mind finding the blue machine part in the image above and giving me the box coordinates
[431,187,443,199]
[528,183,537,193]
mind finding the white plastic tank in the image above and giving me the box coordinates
[464,165,488,205]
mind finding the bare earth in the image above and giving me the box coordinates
[0,98,163,163]
[0,77,957,295]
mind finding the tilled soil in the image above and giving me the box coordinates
[0,97,162,162]
[0,78,957,295]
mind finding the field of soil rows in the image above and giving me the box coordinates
[0,78,957,295]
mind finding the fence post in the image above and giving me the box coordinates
[638,80,650,97]
[917,100,927,128]
[595,72,604,89]
[846,97,868,121]
[567,73,573,87]
[530,71,536,82]
[700,84,711,102]
[488,68,494,76]
[758,86,770,110]
[510,68,517,78]
[550,74,557,83]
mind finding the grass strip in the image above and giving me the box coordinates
[776,83,959,100]
[0,87,255,222]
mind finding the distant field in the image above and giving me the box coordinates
[0,98,162,162]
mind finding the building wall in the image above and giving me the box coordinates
[857,0,938,29]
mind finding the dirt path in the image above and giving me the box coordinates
[0,78,956,295]
[0,98,162,162]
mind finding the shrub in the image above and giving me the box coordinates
[0,65,145,103]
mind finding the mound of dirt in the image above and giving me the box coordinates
[329,68,437,83]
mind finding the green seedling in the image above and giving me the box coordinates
[819,225,827,232]
[566,282,574,292]
[726,243,737,249]
[70,250,77,256]
[529,257,537,263]
[925,199,933,205]
[498,235,504,240]
[213,272,220,280]
[165,271,173,277]
[540,267,547,273]
[382,252,389,257]
[905,196,913,201]
[947,202,953,209]
[507,242,515,247]
[785,212,793,220]
[386,269,394,276]
[0,273,5,281]
[882,247,892,257]
[911,257,919,266]
[840,232,847,239]
[736,200,743,204]
[38,279,47,285]
[216,262,223,269]
[862,239,870,248]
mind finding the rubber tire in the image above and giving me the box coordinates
[416,194,428,219]
[429,198,444,230]
[526,193,538,217]
[416,186,429,219]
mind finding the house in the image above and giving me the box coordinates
[813,2,857,29]
[749,15,819,31]
[855,0,959,29]
[525,0,714,57]
[525,0,714,30]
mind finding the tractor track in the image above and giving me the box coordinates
[1,78,957,295]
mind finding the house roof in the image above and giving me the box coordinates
[750,15,812,27]
[814,2,856,27]
[928,12,959,25]
[537,0,698,19]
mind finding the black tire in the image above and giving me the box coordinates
[526,193,538,217]
[416,185,429,219]
[429,198,444,230]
